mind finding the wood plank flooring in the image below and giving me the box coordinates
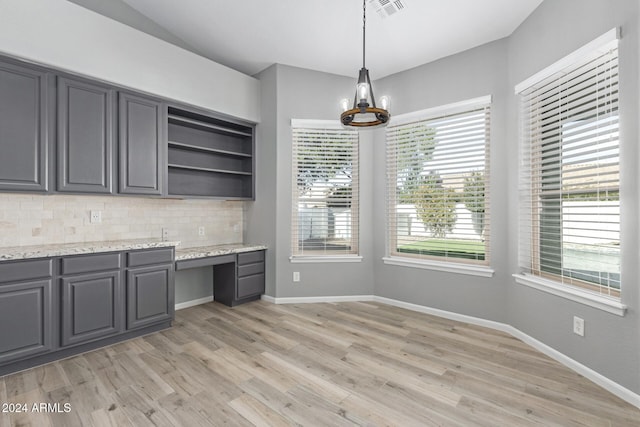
[0,300,638,426]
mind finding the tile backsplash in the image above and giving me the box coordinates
[0,194,243,248]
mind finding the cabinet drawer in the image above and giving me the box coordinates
[61,252,121,275]
[238,250,264,265]
[238,262,264,278]
[0,259,52,283]
[127,248,173,267]
[237,273,265,299]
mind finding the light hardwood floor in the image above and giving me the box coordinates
[1,300,638,426]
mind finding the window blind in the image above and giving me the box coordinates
[386,99,491,264]
[291,120,359,256]
[517,37,620,297]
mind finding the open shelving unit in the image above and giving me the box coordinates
[166,106,255,199]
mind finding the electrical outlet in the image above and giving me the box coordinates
[90,210,102,224]
[293,272,300,282]
[573,316,585,336]
[162,228,169,241]
[198,226,205,237]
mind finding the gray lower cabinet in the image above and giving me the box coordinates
[0,59,51,192]
[119,92,164,195]
[60,270,123,347]
[0,247,175,376]
[57,77,115,193]
[127,264,174,330]
[126,248,175,330]
[0,259,54,365]
[60,252,123,347]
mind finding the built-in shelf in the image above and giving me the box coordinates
[168,163,253,176]
[168,114,252,137]
[168,141,252,158]
[166,106,255,199]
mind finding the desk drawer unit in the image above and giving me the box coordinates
[236,250,265,301]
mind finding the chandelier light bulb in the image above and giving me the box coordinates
[358,83,369,101]
[340,98,350,112]
[380,95,390,110]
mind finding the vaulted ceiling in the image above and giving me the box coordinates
[72,0,544,78]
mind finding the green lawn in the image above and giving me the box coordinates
[398,239,485,260]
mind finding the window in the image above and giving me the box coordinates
[517,30,620,298]
[291,119,359,257]
[386,97,491,266]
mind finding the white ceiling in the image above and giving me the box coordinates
[121,0,543,79]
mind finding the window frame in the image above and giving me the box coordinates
[384,96,493,276]
[290,119,360,261]
[514,28,626,314]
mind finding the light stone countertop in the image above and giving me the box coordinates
[175,243,267,261]
[0,239,180,261]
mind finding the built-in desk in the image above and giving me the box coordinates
[175,244,266,307]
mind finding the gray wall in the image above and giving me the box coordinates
[505,0,640,394]
[248,64,376,299]
[372,39,511,323]
[246,65,278,297]
[175,267,213,305]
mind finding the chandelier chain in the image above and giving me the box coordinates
[362,0,366,69]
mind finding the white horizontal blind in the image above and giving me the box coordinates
[518,40,620,297]
[291,121,359,256]
[386,100,491,264]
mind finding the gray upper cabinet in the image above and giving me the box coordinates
[57,77,115,193]
[119,92,164,195]
[0,54,253,200]
[0,60,50,192]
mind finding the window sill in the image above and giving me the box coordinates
[513,273,626,316]
[290,256,363,263]
[382,257,494,277]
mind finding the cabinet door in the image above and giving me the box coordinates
[0,279,53,365]
[119,92,164,195]
[127,264,174,330]
[58,77,115,193]
[61,271,123,347]
[0,60,50,192]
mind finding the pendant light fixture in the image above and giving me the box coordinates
[340,0,390,128]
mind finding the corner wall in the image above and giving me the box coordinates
[254,0,640,396]
[506,0,640,394]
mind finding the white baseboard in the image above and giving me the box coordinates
[175,296,213,311]
[503,325,640,409]
[260,294,640,409]
[261,294,374,304]
[372,296,509,332]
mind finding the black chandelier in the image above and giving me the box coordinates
[340,0,390,128]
